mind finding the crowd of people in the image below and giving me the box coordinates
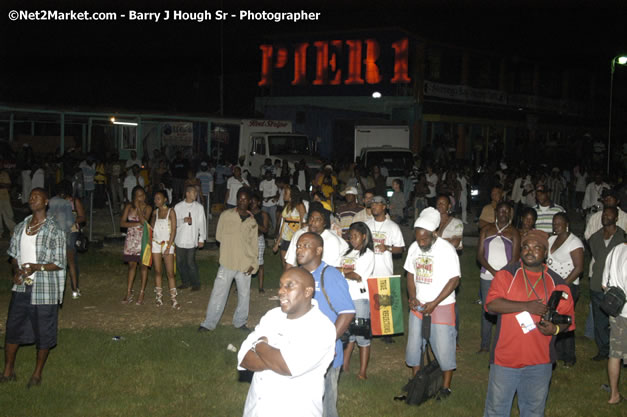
[1,147,627,416]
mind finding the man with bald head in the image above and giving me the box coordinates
[296,232,354,417]
[238,268,336,417]
[484,229,575,417]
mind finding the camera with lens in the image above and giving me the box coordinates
[542,290,572,325]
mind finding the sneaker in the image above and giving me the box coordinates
[72,289,81,299]
[437,388,452,400]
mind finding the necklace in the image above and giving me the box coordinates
[27,218,47,234]
[495,220,511,235]
[522,264,547,301]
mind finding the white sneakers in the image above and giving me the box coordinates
[72,289,82,299]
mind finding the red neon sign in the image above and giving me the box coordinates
[258,37,411,87]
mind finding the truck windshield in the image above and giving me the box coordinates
[366,151,413,176]
[268,135,310,155]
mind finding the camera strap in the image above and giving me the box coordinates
[522,266,547,302]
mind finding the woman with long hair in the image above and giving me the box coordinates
[150,190,179,309]
[272,184,306,271]
[121,185,152,305]
[341,221,375,380]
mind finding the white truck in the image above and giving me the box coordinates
[239,119,320,179]
[354,125,414,192]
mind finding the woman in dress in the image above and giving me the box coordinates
[150,190,179,309]
[121,186,152,305]
[272,184,306,271]
[435,194,463,251]
[341,221,375,380]
[66,182,86,299]
[547,212,584,367]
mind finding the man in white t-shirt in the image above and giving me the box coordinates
[425,166,438,206]
[602,242,627,405]
[259,170,279,236]
[284,202,348,268]
[225,166,249,209]
[365,196,405,277]
[237,268,336,417]
[404,207,461,399]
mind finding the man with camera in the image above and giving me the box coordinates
[484,229,575,417]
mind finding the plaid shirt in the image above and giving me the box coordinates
[7,215,66,305]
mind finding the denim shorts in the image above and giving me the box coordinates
[5,290,59,350]
[348,298,371,347]
[405,312,457,371]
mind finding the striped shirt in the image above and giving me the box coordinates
[533,203,565,233]
[7,215,66,305]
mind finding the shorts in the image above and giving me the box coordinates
[67,231,78,251]
[609,315,627,360]
[280,239,291,252]
[5,290,59,350]
[258,235,265,266]
[152,241,175,255]
[405,312,457,371]
[348,299,371,347]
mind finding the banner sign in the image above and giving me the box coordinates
[367,275,404,336]
[162,122,193,146]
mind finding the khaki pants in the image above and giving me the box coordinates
[0,198,16,235]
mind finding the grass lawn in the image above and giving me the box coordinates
[0,243,624,416]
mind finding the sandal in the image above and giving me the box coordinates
[155,287,163,307]
[121,290,134,305]
[135,290,145,306]
[170,288,181,310]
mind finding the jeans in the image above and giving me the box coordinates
[200,265,251,330]
[590,290,610,357]
[555,284,579,363]
[176,247,200,288]
[484,363,552,417]
[323,365,340,417]
[480,279,497,350]
[405,311,457,371]
[262,205,277,235]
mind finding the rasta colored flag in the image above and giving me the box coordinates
[141,223,153,267]
[367,275,404,336]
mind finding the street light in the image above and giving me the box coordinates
[607,54,627,174]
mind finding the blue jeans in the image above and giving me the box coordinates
[262,205,277,234]
[323,365,340,417]
[200,265,251,330]
[405,311,457,371]
[480,279,497,350]
[484,363,552,417]
[176,246,200,287]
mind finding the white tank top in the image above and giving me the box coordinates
[153,209,171,243]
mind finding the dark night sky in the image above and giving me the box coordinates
[1,0,626,115]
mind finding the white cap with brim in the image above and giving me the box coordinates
[413,207,441,232]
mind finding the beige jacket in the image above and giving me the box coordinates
[216,208,259,274]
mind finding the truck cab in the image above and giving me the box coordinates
[240,119,320,180]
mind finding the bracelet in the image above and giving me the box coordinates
[554,325,560,335]
[251,339,267,353]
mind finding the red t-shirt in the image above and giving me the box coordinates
[485,262,575,368]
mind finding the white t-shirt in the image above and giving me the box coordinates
[174,200,207,248]
[440,217,464,250]
[403,237,461,306]
[226,176,249,206]
[285,228,348,268]
[237,302,336,417]
[603,244,627,318]
[365,218,405,276]
[340,248,375,300]
[547,233,584,285]
[123,175,145,201]
[426,173,438,198]
[125,158,142,169]
[259,179,279,207]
